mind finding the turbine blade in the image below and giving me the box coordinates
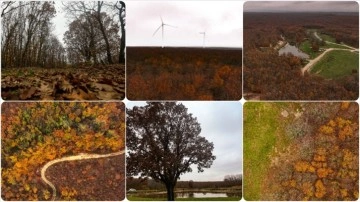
[153,25,162,36]
[160,16,163,23]
[164,24,177,28]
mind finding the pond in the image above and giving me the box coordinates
[177,192,228,198]
[279,43,309,59]
[137,192,240,199]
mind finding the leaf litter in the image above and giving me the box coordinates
[2,65,125,100]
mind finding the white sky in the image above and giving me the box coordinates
[126,1,243,47]
[126,101,243,182]
[53,2,67,44]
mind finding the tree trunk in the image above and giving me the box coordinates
[97,1,113,64]
[118,1,125,64]
[166,183,175,201]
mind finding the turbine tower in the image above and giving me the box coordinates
[199,31,206,48]
[153,16,176,48]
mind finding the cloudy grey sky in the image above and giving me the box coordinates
[126,101,243,181]
[244,1,359,12]
[53,2,67,44]
[127,1,243,47]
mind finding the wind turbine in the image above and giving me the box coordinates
[199,31,206,48]
[153,16,177,48]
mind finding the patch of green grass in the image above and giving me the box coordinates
[324,42,351,49]
[127,196,241,201]
[299,40,320,59]
[310,50,359,79]
[243,103,292,200]
[320,34,336,43]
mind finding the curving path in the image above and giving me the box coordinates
[41,150,125,201]
[301,32,359,75]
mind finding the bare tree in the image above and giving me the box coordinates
[127,102,216,201]
[63,1,124,64]
[113,1,125,63]
[1,1,66,68]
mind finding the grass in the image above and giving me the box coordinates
[320,33,336,43]
[243,103,293,200]
[324,42,352,49]
[127,196,241,201]
[310,50,359,79]
[299,40,320,59]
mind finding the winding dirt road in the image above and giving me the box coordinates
[41,150,125,201]
[301,32,358,75]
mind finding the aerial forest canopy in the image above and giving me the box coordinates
[243,12,359,100]
[1,1,125,68]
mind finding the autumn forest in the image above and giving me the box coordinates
[244,12,359,100]
[1,1,360,201]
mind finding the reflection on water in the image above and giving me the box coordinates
[279,43,309,59]
[138,192,240,199]
[177,192,228,198]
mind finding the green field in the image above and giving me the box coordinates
[310,50,359,78]
[243,103,293,200]
[299,40,320,59]
[320,33,336,43]
[324,42,352,49]
[127,196,241,201]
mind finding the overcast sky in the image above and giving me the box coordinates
[53,2,67,44]
[127,1,243,47]
[126,101,242,181]
[244,1,359,13]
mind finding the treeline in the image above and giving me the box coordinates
[1,1,125,68]
[1,2,66,68]
[244,12,359,50]
[243,12,359,100]
[127,176,242,190]
[127,47,242,100]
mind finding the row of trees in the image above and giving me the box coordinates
[1,1,125,68]
[1,2,66,68]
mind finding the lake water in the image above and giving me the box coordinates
[138,192,238,199]
[279,44,309,59]
[177,192,228,198]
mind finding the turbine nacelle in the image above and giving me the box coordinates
[153,16,177,48]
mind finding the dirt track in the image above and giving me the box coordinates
[301,32,358,75]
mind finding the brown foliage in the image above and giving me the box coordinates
[126,47,242,100]
[272,103,358,200]
[243,13,359,100]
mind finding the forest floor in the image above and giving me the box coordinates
[244,102,359,201]
[1,64,125,100]
[46,154,125,200]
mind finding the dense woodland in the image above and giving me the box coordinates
[1,1,125,67]
[127,47,242,100]
[1,102,125,200]
[1,1,125,100]
[244,12,359,100]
